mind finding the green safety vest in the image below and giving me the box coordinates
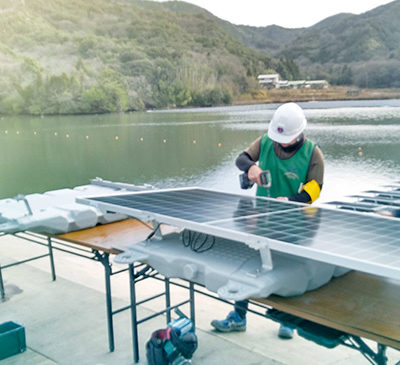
[256,135,316,198]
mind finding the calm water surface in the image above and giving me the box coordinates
[1,99,400,202]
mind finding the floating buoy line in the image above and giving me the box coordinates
[1,130,224,147]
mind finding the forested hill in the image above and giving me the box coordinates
[2,0,399,116]
[0,0,296,115]
[225,0,400,87]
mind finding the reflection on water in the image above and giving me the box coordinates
[0,99,400,200]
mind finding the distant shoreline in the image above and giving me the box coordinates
[233,86,400,106]
[1,86,400,117]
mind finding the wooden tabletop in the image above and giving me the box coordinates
[254,271,400,349]
[56,220,400,349]
[55,219,154,255]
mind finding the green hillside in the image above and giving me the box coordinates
[219,22,305,59]
[0,0,296,115]
[225,0,400,88]
[2,0,398,115]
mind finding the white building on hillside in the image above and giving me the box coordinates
[258,74,329,89]
[257,74,279,88]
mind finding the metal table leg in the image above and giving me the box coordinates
[95,251,115,352]
[129,263,139,363]
[189,282,195,329]
[47,237,56,281]
[0,265,5,301]
[376,344,388,365]
[165,278,171,324]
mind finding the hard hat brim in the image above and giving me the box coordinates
[268,128,298,144]
[267,120,306,144]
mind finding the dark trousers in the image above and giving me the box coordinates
[235,300,293,329]
[234,300,249,319]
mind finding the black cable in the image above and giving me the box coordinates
[181,229,215,253]
[146,223,161,240]
[192,231,211,252]
[182,229,191,247]
[144,221,215,253]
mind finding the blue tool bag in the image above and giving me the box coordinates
[146,317,197,365]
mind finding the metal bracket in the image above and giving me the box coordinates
[93,250,110,268]
[346,336,389,365]
[90,177,153,191]
[150,220,163,240]
[14,194,33,216]
[258,244,273,272]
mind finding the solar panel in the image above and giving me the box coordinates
[350,195,400,206]
[213,207,400,268]
[366,190,400,199]
[326,200,384,212]
[78,187,400,280]
[383,184,400,191]
[85,188,298,224]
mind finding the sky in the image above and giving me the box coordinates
[156,0,394,28]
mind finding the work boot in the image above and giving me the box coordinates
[211,311,246,332]
[278,324,294,339]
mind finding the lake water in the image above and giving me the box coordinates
[1,99,400,203]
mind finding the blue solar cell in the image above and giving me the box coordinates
[89,188,297,223]
[81,188,400,280]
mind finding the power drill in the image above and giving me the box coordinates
[239,170,271,189]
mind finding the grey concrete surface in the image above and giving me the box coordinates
[0,235,399,365]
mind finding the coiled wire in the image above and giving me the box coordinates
[182,229,215,253]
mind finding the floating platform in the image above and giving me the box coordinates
[115,232,348,301]
[0,178,151,234]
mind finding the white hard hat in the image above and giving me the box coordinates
[268,102,307,144]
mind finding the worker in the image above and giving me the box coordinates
[211,102,324,339]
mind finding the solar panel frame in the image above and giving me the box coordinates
[78,187,400,280]
[80,186,304,224]
[78,187,304,250]
[212,205,400,279]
